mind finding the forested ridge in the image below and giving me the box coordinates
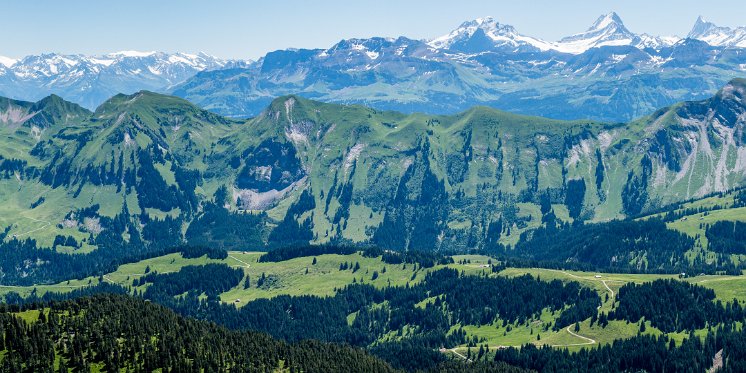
[3,280,745,372]
[0,294,397,372]
[117,266,596,370]
[0,263,597,370]
[503,218,742,274]
[609,279,746,332]
[0,294,533,372]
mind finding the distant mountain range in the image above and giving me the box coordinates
[171,13,746,122]
[428,13,679,53]
[427,13,745,53]
[0,51,246,109]
[2,13,746,121]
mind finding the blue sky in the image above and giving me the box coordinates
[1,0,744,59]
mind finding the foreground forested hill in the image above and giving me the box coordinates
[0,293,534,372]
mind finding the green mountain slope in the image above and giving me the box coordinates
[2,80,746,283]
[0,95,90,163]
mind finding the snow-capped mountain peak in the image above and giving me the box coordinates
[690,16,716,37]
[428,16,555,53]
[428,17,510,49]
[688,16,746,47]
[554,12,636,53]
[430,12,681,55]
[590,11,625,31]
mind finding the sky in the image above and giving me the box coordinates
[1,0,744,60]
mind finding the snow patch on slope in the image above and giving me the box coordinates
[0,56,17,67]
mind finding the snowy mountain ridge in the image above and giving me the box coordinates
[688,16,746,47]
[2,12,746,120]
[427,12,684,54]
[0,51,246,109]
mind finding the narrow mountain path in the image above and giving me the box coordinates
[447,348,470,361]
[557,325,597,346]
[537,269,623,346]
[545,269,620,299]
[229,255,252,268]
[440,269,624,355]
[12,216,51,238]
[601,280,615,298]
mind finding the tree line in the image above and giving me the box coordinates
[504,218,742,274]
[609,279,745,332]
[494,324,746,372]
[0,293,532,372]
[134,264,243,299]
[0,294,398,372]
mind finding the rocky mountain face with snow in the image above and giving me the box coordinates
[173,13,746,122]
[0,51,242,110]
[688,16,746,48]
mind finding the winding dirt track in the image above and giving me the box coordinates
[601,280,615,297]
[557,325,596,346]
[12,216,51,238]
[446,268,626,355]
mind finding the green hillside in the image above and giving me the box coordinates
[2,80,746,284]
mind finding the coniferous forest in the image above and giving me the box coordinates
[0,295,396,372]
